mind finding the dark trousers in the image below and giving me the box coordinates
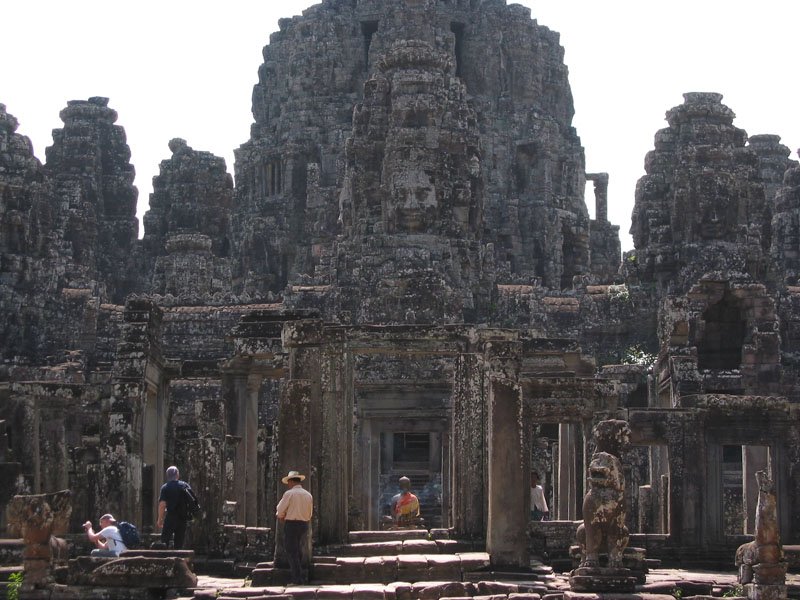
[283,520,309,584]
[161,513,187,549]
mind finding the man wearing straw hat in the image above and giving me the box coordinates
[276,470,313,585]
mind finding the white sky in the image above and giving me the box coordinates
[2,1,798,251]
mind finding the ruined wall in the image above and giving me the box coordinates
[771,153,800,283]
[44,97,139,303]
[234,0,607,314]
[0,104,54,361]
[5,0,800,562]
[630,93,778,293]
[141,139,234,297]
[1,98,140,365]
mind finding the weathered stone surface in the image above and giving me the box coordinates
[736,471,787,596]
[141,138,234,297]
[574,421,631,572]
[66,555,196,588]
[4,1,800,585]
[5,490,72,589]
[568,567,638,593]
[631,93,779,293]
[44,97,139,304]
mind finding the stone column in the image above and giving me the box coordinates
[638,485,654,533]
[107,298,164,528]
[586,172,609,222]
[451,353,486,539]
[244,374,261,526]
[274,380,313,566]
[743,446,769,534]
[486,376,528,568]
[557,423,579,520]
[317,334,350,544]
[670,413,702,546]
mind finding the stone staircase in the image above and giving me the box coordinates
[246,529,553,589]
[0,538,24,597]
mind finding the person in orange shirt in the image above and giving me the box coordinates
[391,476,421,527]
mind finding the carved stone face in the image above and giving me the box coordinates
[587,452,624,492]
[692,173,736,241]
[390,167,437,233]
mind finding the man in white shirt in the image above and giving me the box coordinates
[83,513,127,556]
[530,470,549,521]
[276,470,313,585]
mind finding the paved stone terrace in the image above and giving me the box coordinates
[193,569,800,600]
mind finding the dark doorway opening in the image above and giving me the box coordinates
[697,290,746,370]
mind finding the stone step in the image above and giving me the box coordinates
[0,565,23,582]
[348,530,432,544]
[0,539,23,566]
[464,571,552,585]
[196,580,551,600]
[251,552,492,587]
[194,556,238,577]
[645,558,662,570]
[235,561,262,578]
[322,538,481,557]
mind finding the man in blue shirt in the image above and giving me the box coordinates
[157,465,194,549]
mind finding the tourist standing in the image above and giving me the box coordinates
[530,470,549,521]
[157,465,195,549]
[276,470,313,585]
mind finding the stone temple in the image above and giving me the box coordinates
[2,0,800,585]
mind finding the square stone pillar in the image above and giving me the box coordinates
[557,422,579,520]
[317,339,350,544]
[451,353,487,539]
[487,376,529,568]
[106,298,164,526]
[274,380,313,566]
[743,446,769,534]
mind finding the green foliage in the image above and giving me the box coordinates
[672,587,683,600]
[6,571,23,600]
[621,344,657,367]
[608,284,630,302]
[723,584,745,598]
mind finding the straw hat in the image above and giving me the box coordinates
[281,470,306,484]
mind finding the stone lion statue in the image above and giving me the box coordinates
[576,450,629,568]
[735,470,786,585]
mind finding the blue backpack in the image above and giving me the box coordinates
[117,521,140,548]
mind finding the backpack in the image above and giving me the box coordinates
[117,521,140,548]
[174,483,201,521]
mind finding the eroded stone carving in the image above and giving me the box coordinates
[736,470,787,599]
[570,420,636,593]
[5,490,71,589]
[576,420,631,568]
[576,451,628,568]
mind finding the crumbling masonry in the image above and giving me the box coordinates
[2,0,800,568]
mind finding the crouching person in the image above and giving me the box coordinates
[83,513,127,557]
